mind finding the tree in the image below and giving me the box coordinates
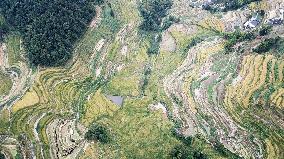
[0,15,9,41]
[0,0,96,66]
[85,124,110,143]
[259,25,272,36]
[0,152,5,159]
[169,144,208,159]
[139,0,173,32]
[193,151,208,159]
[170,145,193,159]
[223,30,255,53]
[204,0,261,12]
[253,37,280,53]
[94,0,104,5]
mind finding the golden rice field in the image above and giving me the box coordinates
[225,54,283,108]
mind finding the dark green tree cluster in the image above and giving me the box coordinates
[186,37,203,50]
[0,15,9,42]
[161,15,180,31]
[147,33,162,55]
[0,152,5,159]
[170,127,242,159]
[139,0,173,32]
[170,145,208,159]
[259,25,272,36]
[223,30,255,52]
[93,0,104,5]
[204,0,261,12]
[0,0,96,66]
[223,0,261,11]
[170,130,208,159]
[212,141,242,159]
[141,64,152,94]
[253,37,281,54]
[85,123,110,143]
[138,0,176,56]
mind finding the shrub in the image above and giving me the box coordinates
[169,144,208,159]
[147,34,162,55]
[141,65,152,94]
[213,141,241,159]
[139,0,173,32]
[224,30,255,53]
[253,37,280,53]
[259,25,272,36]
[162,16,180,31]
[171,129,193,146]
[169,145,193,159]
[0,15,9,41]
[204,0,261,12]
[85,124,110,143]
[186,37,203,50]
[275,38,284,55]
[94,0,104,5]
[0,153,5,159]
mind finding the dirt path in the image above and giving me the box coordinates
[90,6,102,29]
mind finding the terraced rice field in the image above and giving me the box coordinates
[0,0,283,158]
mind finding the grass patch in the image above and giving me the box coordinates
[12,89,39,113]
[92,97,180,158]
[0,71,12,96]
[82,89,119,127]
[0,108,10,134]
[76,3,122,62]
[4,32,22,65]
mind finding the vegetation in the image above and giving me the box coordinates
[223,30,255,52]
[141,65,152,94]
[85,123,110,143]
[138,0,175,56]
[162,16,180,31]
[0,0,96,66]
[138,0,173,32]
[93,0,105,5]
[5,32,22,65]
[253,37,281,54]
[186,37,203,50]
[0,15,9,42]
[212,141,241,159]
[0,71,12,96]
[147,34,162,55]
[275,38,284,55]
[170,144,195,159]
[171,125,242,159]
[169,140,208,159]
[0,152,5,159]
[170,130,210,159]
[259,25,272,36]
[203,0,261,12]
[0,109,10,134]
[1,0,282,158]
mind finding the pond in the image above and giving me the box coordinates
[106,95,124,106]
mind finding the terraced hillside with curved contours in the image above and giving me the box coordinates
[0,0,283,158]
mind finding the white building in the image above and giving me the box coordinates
[244,17,260,29]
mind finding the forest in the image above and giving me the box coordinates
[0,0,97,66]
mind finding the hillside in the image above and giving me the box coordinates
[0,0,283,158]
